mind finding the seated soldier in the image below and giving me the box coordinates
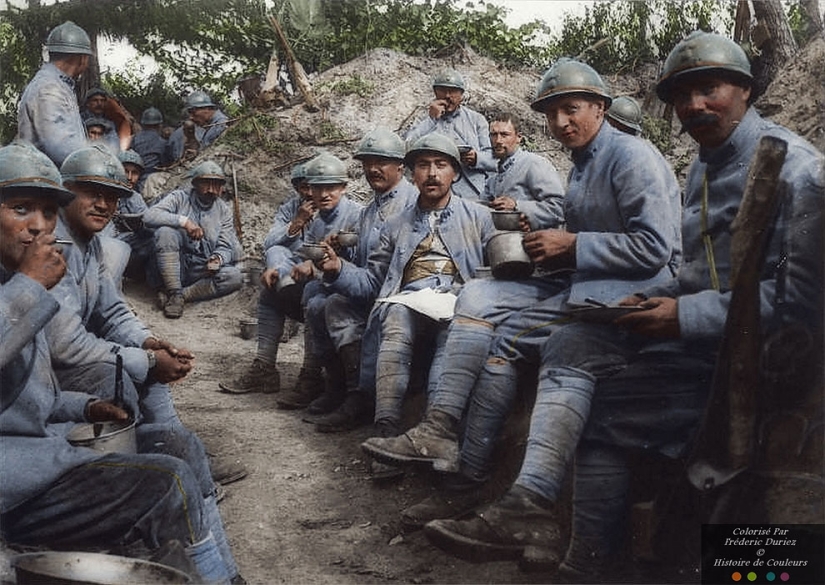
[424,32,823,580]
[315,133,496,447]
[219,152,362,395]
[0,141,233,584]
[44,144,242,581]
[96,149,155,283]
[167,92,229,161]
[131,107,171,192]
[362,60,681,531]
[81,88,121,152]
[84,116,109,144]
[405,70,496,200]
[143,160,243,319]
[283,127,417,424]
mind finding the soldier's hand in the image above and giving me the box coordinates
[86,400,130,422]
[183,219,204,240]
[428,99,448,119]
[19,233,66,290]
[206,254,222,273]
[152,348,194,383]
[144,337,194,361]
[614,296,680,338]
[315,242,341,275]
[291,260,315,282]
[296,200,317,224]
[522,229,576,269]
[490,196,517,211]
[261,267,280,289]
[460,148,477,167]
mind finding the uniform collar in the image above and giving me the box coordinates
[698,107,758,166]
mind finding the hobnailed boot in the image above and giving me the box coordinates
[368,418,405,481]
[424,484,562,565]
[361,409,459,472]
[401,472,486,530]
[313,342,373,432]
[305,354,347,415]
[164,293,185,319]
[314,391,374,433]
[276,365,325,410]
[218,359,280,394]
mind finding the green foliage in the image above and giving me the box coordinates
[0,0,788,146]
[222,111,284,155]
[318,120,346,142]
[322,75,375,98]
[549,0,733,73]
[642,115,672,155]
[102,66,187,127]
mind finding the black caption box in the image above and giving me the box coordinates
[702,524,824,584]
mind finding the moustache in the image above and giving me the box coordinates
[424,180,441,187]
[680,113,720,134]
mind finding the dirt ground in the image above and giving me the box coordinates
[123,278,537,585]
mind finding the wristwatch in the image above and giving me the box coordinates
[146,349,157,370]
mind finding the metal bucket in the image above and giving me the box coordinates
[487,231,534,280]
[67,419,137,455]
[239,317,259,340]
[491,210,522,231]
[12,551,191,584]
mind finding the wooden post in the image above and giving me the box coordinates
[268,15,320,112]
[231,163,243,244]
[687,135,788,488]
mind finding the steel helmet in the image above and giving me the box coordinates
[60,145,131,198]
[118,149,145,171]
[186,91,218,110]
[657,31,753,103]
[140,107,164,125]
[531,58,612,113]
[305,152,348,185]
[290,162,307,186]
[84,117,108,130]
[46,21,93,56]
[190,160,226,183]
[0,141,74,206]
[432,69,465,91]
[83,87,109,103]
[607,96,643,134]
[404,132,460,170]
[354,127,406,161]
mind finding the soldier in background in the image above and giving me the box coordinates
[17,21,92,166]
[405,69,496,200]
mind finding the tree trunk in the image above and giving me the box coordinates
[751,0,798,99]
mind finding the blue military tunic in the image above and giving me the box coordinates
[17,63,88,166]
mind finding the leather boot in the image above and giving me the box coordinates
[424,485,562,565]
[401,472,485,530]
[313,342,373,432]
[305,354,347,415]
[361,409,459,472]
[276,364,325,410]
[313,391,374,433]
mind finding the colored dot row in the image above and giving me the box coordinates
[731,571,790,582]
